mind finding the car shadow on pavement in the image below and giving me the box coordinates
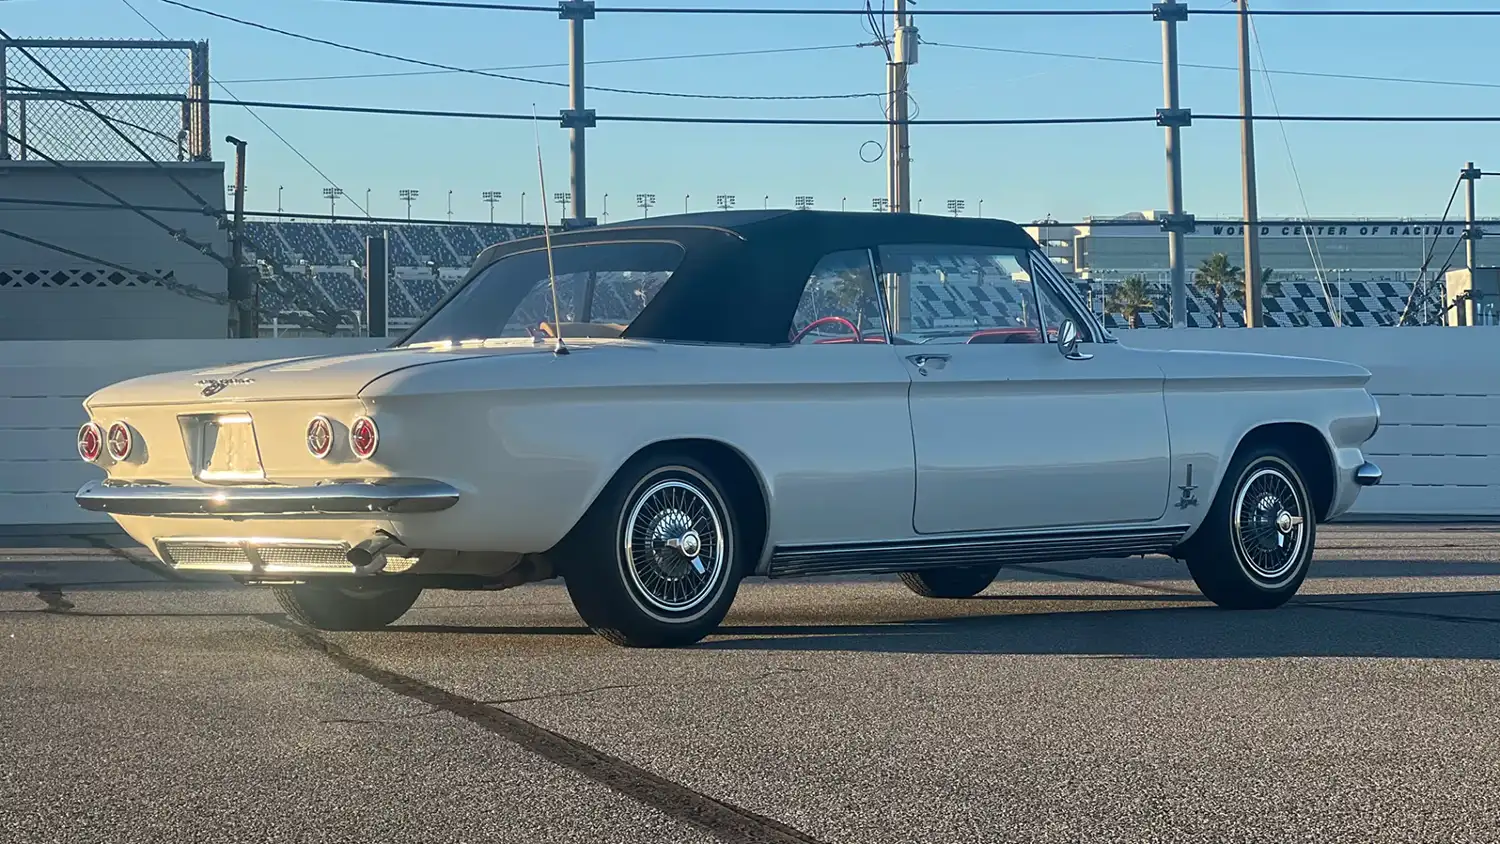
[695,590,1500,660]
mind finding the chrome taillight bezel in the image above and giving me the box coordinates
[78,422,104,462]
[306,416,335,460]
[106,422,133,461]
[350,416,379,460]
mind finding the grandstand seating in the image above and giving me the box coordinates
[240,219,1433,333]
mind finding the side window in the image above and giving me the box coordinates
[790,249,887,344]
[875,243,1077,346]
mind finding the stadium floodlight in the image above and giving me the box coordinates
[226,185,246,196]
[482,190,503,223]
[794,196,814,211]
[871,197,889,212]
[946,199,966,217]
[636,193,657,218]
[322,186,344,219]
[398,188,420,220]
[715,194,736,212]
[553,192,571,218]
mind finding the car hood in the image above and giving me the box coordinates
[85,342,565,408]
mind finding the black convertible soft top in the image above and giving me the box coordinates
[467,209,1043,346]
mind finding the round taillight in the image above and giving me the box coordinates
[78,422,103,462]
[107,422,133,461]
[350,416,378,460]
[306,416,334,459]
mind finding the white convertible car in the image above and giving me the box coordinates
[76,210,1382,647]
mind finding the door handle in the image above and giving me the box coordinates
[906,353,950,370]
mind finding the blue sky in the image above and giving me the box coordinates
[10,0,1500,223]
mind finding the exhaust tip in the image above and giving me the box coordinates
[347,534,397,573]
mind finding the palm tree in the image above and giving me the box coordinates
[1260,267,1282,298]
[1104,275,1155,329]
[1194,252,1243,327]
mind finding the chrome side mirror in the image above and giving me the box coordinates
[1057,318,1093,360]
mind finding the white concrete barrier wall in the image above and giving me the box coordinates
[0,329,1495,527]
[1,339,379,528]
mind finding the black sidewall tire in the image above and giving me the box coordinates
[899,565,1001,599]
[1185,447,1316,609]
[273,581,422,631]
[564,456,743,647]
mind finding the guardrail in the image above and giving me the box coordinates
[1,328,1494,528]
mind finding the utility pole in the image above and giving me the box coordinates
[226,135,254,338]
[886,0,916,214]
[1238,0,1263,327]
[1157,0,1193,328]
[1464,161,1481,272]
[561,0,597,228]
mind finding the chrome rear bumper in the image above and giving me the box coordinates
[76,478,460,516]
[1355,461,1383,487]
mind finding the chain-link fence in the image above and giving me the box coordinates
[1,38,209,162]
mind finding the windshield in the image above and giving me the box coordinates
[400,240,685,346]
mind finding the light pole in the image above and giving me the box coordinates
[763,195,769,210]
[978,199,984,217]
[917,198,923,214]
[521,192,527,224]
[637,193,656,218]
[716,194,736,212]
[683,193,691,213]
[447,190,454,222]
[322,186,343,218]
[872,197,889,212]
[365,188,371,215]
[603,193,609,222]
[277,185,283,213]
[482,190,502,223]
[554,192,571,221]
[946,198,965,217]
[841,197,847,211]
[399,188,419,220]
[794,195,814,211]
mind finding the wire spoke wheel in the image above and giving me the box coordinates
[623,478,727,615]
[1231,465,1307,583]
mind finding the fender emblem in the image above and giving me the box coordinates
[196,377,254,397]
[1177,463,1200,509]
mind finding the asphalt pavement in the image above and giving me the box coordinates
[3,525,1500,843]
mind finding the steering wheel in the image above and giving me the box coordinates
[790,315,861,345]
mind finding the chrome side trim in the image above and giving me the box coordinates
[76,478,460,516]
[1355,462,1383,487]
[767,524,1189,579]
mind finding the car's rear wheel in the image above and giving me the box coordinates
[1182,445,1316,609]
[562,455,743,648]
[273,580,422,630]
[899,565,1000,598]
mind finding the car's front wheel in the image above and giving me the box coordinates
[272,580,422,631]
[1182,445,1317,609]
[899,565,1000,598]
[562,455,743,648]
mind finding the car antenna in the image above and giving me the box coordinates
[531,102,568,356]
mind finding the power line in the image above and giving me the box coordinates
[161,44,864,87]
[18,88,1156,125]
[0,226,228,305]
[119,0,376,220]
[4,130,231,264]
[316,0,1154,14]
[1198,114,1500,123]
[317,0,1500,15]
[928,40,1500,93]
[162,0,882,100]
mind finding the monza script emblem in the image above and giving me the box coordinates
[1176,463,1200,509]
[196,377,254,397]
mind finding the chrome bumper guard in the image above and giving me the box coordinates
[75,478,460,516]
[1355,461,1383,487]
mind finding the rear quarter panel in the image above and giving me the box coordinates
[365,341,915,564]
[1143,349,1380,538]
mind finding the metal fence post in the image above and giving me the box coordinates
[560,0,597,229]
[1155,0,1193,328]
[0,42,9,161]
